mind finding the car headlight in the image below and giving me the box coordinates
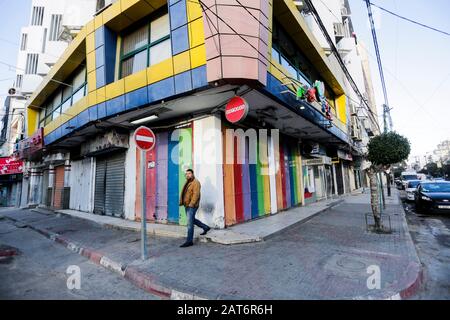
[421,195,432,201]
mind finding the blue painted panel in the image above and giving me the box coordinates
[169,0,181,5]
[174,70,192,94]
[96,65,106,88]
[249,163,259,219]
[61,121,73,137]
[191,65,207,89]
[78,109,90,127]
[97,102,106,119]
[167,134,179,223]
[169,0,187,30]
[104,27,117,85]
[148,77,175,102]
[88,105,98,122]
[69,116,79,131]
[125,86,149,110]
[171,25,189,55]
[95,45,105,68]
[106,95,125,116]
[95,26,105,49]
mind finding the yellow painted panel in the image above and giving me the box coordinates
[187,0,202,22]
[120,0,140,12]
[86,19,95,35]
[115,36,122,81]
[336,94,347,124]
[96,86,106,103]
[94,12,104,30]
[86,33,95,54]
[124,69,148,92]
[87,71,96,93]
[105,79,125,100]
[87,51,96,73]
[190,44,206,69]
[69,96,89,114]
[147,58,174,84]
[173,51,191,75]
[188,18,205,48]
[88,91,97,106]
[27,108,38,137]
[103,1,121,24]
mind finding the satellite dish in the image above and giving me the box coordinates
[8,88,16,95]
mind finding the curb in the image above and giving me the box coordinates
[3,215,206,300]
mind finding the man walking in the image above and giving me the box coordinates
[179,169,210,247]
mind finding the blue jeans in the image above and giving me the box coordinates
[185,206,209,243]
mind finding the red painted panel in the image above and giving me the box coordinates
[233,136,244,223]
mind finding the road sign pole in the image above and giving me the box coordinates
[141,149,147,260]
[134,126,155,261]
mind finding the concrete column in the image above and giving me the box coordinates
[64,159,71,188]
[341,161,346,194]
[332,163,338,196]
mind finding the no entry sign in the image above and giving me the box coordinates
[134,126,156,151]
[225,96,249,123]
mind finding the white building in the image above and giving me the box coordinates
[0,0,97,207]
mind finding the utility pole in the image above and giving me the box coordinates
[365,0,392,200]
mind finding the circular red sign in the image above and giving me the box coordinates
[225,96,249,123]
[134,126,156,151]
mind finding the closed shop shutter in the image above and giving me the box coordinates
[94,152,125,217]
[41,169,49,205]
[94,158,106,214]
[53,166,65,209]
[104,152,125,217]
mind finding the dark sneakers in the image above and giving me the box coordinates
[200,226,211,236]
[180,242,193,248]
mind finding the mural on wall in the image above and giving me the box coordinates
[135,127,193,226]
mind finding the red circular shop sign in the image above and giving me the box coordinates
[134,126,156,151]
[225,96,249,123]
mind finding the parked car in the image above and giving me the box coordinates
[414,181,450,214]
[405,180,422,201]
[400,172,419,190]
[433,177,445,181]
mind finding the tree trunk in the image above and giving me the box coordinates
[368,168,382,230]
[386,172,391,197]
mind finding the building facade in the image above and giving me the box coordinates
[0,0,97,207]
[17,0,379,228]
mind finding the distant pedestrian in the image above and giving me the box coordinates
[179,169,210,247]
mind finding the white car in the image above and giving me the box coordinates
[405,180,422,201]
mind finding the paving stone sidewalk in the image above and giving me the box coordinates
[0,188,422,299]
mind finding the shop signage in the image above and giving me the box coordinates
[0,156,23,175]
[14,128,44,160]
[225,96,249,123]
[303,156,332,166]
[337,150,353,161]
[80,130,129,157]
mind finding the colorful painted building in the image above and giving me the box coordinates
[19,0,369,228]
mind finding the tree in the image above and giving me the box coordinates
[366,132,411,231]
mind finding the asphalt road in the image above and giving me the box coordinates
[399,190,450,299]
[0,216,160,300]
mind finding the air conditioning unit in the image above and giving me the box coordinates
[350,103,357,116]
[341,7,350,17]
[334,23,345,39]
[351,116,362,141]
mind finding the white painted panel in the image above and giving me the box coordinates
[69,158,94,212]
[193,116,225,229]
[124,134,137,220]
[268,135,277,214]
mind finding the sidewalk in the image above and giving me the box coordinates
[0,187,423,299]
[34,195,347,245]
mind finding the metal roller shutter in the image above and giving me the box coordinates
[104,152,125,217]
[94,152,125,217]
[94,158,106,214]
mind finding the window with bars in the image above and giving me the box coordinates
[20,34,28,51]
[49,14,62,41]
[25,53,39,74]
[120,11,171,78]
[31,6,44,26]
[16,75,23,88]
[38,64,87,127]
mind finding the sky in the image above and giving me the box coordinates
[348,0,450,160]
[0,0,31,111]
[0,0,449,160]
